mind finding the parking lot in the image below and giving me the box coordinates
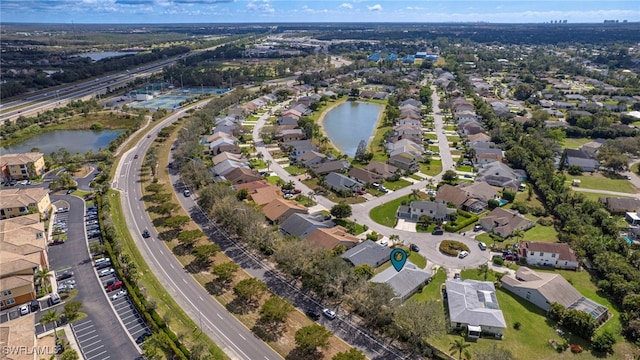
[72,319,111,360]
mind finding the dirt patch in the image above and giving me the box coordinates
[73,166,93,178]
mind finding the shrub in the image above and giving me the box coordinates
[439,240,469,256]
[502,190,516,202]
[537,217,554,226]
[493,257,505,266]
[592,331,616,354]
[513,322,521,330]
[488,199,500,209]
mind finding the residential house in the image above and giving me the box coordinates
[222,168,261,185]
[501,267,608,325]
[600,197,640,214]
[0,188,51,220]
[467,133,491,143]
[397,118,422,127]
[209,137,240,155]
[479,207,533,238]
[387,139,424,160]
[306,226,360,251]
[436,182,498,214]
[280,212,334,239]
[313,160,350,175]
[348,168,382,185]
[284,140,317,162]
[459,121,485,136]
[370,261,431,301]
[276,129,305,142]
[233,180,281,206]
[388,124,423,144]
[445,280,506,338]
[0,214,47,310]
[475,162,524,189]
[579,141,604,159]
[455,110,478,123]
[213,159,250,177]
[1,312,37,359]
[298,151,326,168]
[324,172,362,193]
[397,201,456,222]
[282,109,303,119]
[388,154,419,173]
[0,152,46,181]
[262,198,308,224]
[518,241,579,270]
[341,240,392,268]
[276,116,299,126]
[400,99,421,108]
[366,162,400,180]
[211,152,244,166]
[475,152,503,165]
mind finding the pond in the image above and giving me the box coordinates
[321,101,384,157]
[2,130,122,155]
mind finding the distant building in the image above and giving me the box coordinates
[0,152,46,182]
[0,188,51,220]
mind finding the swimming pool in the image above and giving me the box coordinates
[624,235,633,244]
[498,199,509,206]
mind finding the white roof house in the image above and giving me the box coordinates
[445,280,506,338]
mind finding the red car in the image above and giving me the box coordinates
[107,281,123,292]
[356,189,366,195]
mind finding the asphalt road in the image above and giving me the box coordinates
[113,108,282,360]
[44,194,140,360]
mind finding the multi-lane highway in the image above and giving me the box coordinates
[113,108,282,360]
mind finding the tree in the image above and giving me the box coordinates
[592,331,616,354]
[449,338,471,360]
[177,229,204,248]
[409,188,420,200]
[236,188,249,201]
[164,215,190,230]
[41,309,61,341]
[442,170,458,183]
[559,309,596,339]
[354,140,367,162]
[353,264,374,280]
[211,262,239,285]
[233,278,267,306]
[294,324,332,354]
[191,244,220,268]
[330,203,352,219]
[60,349,80,360]
[259,296,293,324]
[477,263,490,281]
[35,267,53,295]
[145,183,165,194]
[63,301,83,322]
[332,348,367,360]
[393,301,445,354]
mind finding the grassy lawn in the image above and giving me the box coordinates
[574,191,633,202]
[420,159,443,176]
[283,165,306,176]
[429,268,625,360]
[383,178,412,190]
[408,174,423,181]
[562,138,592,149]
[455,165,473,172]
[405,247,427,269]
[333,218,367,235]
[446,136,461,143]
[249,159,267,169]
[265,175,280,185]
[521,225,558,242]
[566,173,636,194]
[370,193,429,227]
[410,267,446,302]
[424,133,438,140]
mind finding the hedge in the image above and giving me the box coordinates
[439,240,469,256]
[444,214,478,232]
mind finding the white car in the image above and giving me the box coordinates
[19,305,29,316]
[459,250,469,259]
[99,268,115,277]
[111,290,127,300]
[322,308,337,320]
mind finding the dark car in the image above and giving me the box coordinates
[56,271,74,281]
[134,154,139,159]
[305,309,321,321]
[410,243,420,252]
[136,332,151,344]
[49,239,65,246]
[431,227,444,235]
[142,229,150,238]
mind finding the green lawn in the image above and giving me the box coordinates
[446,136,461,143]
[424,133,437,140]
[407,248,427,269]
[521,225,558,242]
[408,174,423,181]
[265,175,280,185]
[455,165,473,172]
[283,165,306,176]
[333,218,367,235]
[410,267,446,302]
[383,178,412,190]
[420,159,443,176]
[567,174,636,194]
[430,268,623,360]
[249,159,267,169]
[370,193,431,227]
[562,137,592,149]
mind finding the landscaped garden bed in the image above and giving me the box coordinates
[439,240,470,256]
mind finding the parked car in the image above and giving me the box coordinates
[305,309,321,321]
[106,281,123,292]
[111,290,127,300]
[478,242,487,251]
[355,189,366,195]
[19,305,29,316]
[410,243,420,252]
[322,308,337,320]
[454,273,461,280]
[66,189,74,194]
[136,332,151,344]
[49,292,61,306]
[56,271,73,281]
[99,268,115,277]
[432,227,444,235]
[48,239,64,246]
[458,250,469,259]
[30,300,40,312]
[473,224,483,232]
[183,189,191,197]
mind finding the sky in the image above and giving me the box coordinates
[1,0,639,24]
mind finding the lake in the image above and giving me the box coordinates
[2,130,122,155]
[321,101,384,157]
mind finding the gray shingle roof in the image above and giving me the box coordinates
[445,280,506,329]
[279,213,334,239]
[370,261,431,300]
[341,240,391,268]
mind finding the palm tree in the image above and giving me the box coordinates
[307,191,316,202]
[409,188,420,200]
[35,267,53,295]
[477,263,490,281]
[449,338,471,360]
[41,309,61,341]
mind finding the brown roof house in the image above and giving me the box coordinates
[387,154,419,173]
[479,208,533,238]
[262,198,308,224]
[502,267,608,325]
[518,241,579,270]
[366,161,400,180]
[223,168,262,185]
[307,226,360,251]
[436,182,498,213]
[348,167,382,185]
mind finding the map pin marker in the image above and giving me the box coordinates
[390,248,407,272]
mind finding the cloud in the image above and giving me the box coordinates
[247,0,274,13]
[339,3,352,9]
[367,4,382,11]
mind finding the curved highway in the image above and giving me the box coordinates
[112,107,282,360]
